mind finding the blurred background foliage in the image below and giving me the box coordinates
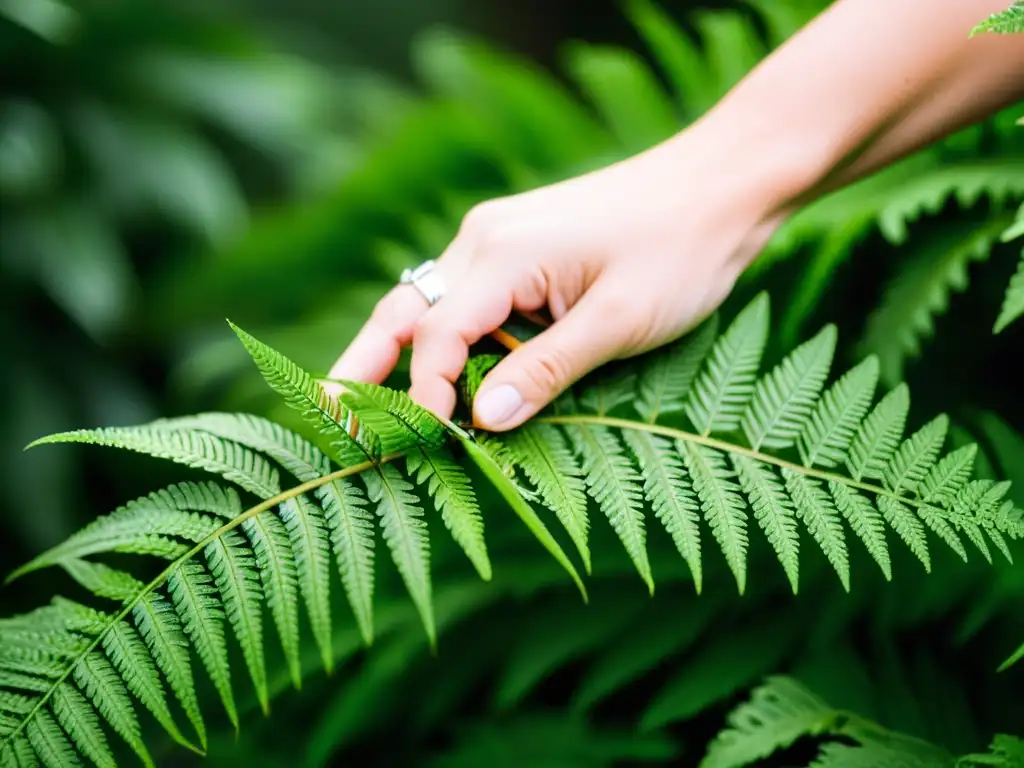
[1,0,1021,765]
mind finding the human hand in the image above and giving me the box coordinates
[328,131,792,431]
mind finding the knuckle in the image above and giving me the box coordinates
[524,346,574,395]
[461,201,501,235]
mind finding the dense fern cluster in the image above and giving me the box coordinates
[701,676,1023,767]
[1,294,1021,765]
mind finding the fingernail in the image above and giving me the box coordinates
[474,384,524,429]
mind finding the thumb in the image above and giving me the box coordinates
[473,287,633,431]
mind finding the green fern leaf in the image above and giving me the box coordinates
[278,497,333,671]
[846,385,910,481]
[503,423,591,572]
[742,325,836,451]
[167,563,237,730]
[861,218,1010,384]
[407,449,491,580]
[916,506,968,563]
[699,676,832,768]
[579,366,637,417]
[622,431,703,592]
[920,445,978,505]
[61,561,143,603]
[50,683,116,768]
[205,530,268,714]
[829,482,891,580]
[566,424,653,592]
[316,478,376,646]
[229,322,378,465]
[686,292,769,434]
[10,482,238,581]
[132,596,206,748]
[364,464,435,646]
[972,1,1024,35]
[0,735,35,768]
[733,456,800,594]
[799,357,879,468]
[101,621,189,750]
[784,470,850,591]
[176,413,359,663]
[877,497,931,572]
[73,652,152,767]
[241,512,301,689]
[338,380,446,454]
[26,710,80,768]
[994,249,1024,333]
[682,443,748,593]
[28,427,281,500]
[884,415,948,494]
[635,316,718,423]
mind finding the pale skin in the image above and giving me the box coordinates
[329,0,1024,431]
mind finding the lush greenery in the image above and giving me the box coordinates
[2,0,1022,766]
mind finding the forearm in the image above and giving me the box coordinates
[682,0,1024,213]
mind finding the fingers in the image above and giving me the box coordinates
[407,261,525,418]
[472,284,635,431]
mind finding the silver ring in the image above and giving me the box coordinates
[400,259,446,307]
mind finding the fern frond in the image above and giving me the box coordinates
[861,218,1009,384]
[364,464,435,646]
[26,710,79,768]
[102,621,190,750]
[61,561,143,603]
[503,423,591,572]
[686,292,769,434]
[921,445,978,506]
[972,1,1024,35]
[884,415,949,494]
[877,497,931,572]
[635,316,718,423]
[846,385,910,482]
[784,470,850,591]
[27,427,281,499]
[682,443,748,594]
[622,431,703,592]
[10,482,235,580]
[994,250,1024,333]
[241,511,300,690]
[229,321,379,465]
[407,449,491,580]
[73,652,152,767]
[566,424,652,592]
[205,530,268,714]
[742,325,836,451]
[829,483,891,580]
[733,456,800,594]
[799,357,879,469]
[50,683,116,768]
[699,676,832,768]
[167,563,237,730]
[338,380,446,454]
[132,596,205,748]
[278,497,333,671]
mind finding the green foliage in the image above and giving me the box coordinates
[701,676,1024,768]
[971,1,1024,35]
[4,294,1022,765]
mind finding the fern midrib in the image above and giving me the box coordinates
[539,415,938,510]
[0,457,390,752]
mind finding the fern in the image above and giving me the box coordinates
[3,300,1023,765]
[699,676,1012,768]
[971,1,1024,35]
[994,249,1024,333]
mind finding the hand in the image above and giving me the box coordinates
[328,131,791,431]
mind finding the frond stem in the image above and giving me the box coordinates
[1,455,395,753]
[538,415,927,508]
